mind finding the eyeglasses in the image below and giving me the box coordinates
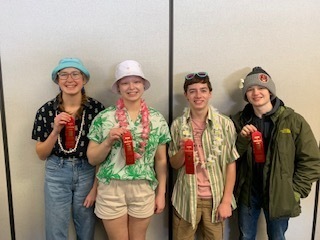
[58,71,82,80]
[185,72,208,80]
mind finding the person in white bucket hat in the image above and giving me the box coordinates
[87,60,171,240]
[111,60,151,93]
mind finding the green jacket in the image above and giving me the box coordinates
[231,103,320,219]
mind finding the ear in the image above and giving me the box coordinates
[83,77,88,85]
[184,92,189,101]
[143,79,146,90]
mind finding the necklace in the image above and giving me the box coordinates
[191,118,206,129]
[116,98,150,159]
[191,119,205,138]
[57,110,85,154]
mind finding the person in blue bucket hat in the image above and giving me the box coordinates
[32,57,105,240]
[51,58,90,83]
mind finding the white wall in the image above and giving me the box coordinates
[0,1,319,240]
[173,1,320,240]
[0,1,169,239]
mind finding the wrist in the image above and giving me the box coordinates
[156,191,166,197]
[51,129,59,137]
[156,186,166,196]
[220,199,231,205]
[104,138,112,148]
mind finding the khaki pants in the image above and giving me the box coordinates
[173,198,224,240]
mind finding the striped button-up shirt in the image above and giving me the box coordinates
[169,106,239,228]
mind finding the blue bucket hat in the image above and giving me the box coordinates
[51,58,90,84]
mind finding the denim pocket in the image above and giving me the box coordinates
[45,157,62,171]
[45,156,66,183]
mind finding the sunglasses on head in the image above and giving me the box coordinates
[185,72,208,80]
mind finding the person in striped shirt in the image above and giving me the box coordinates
[169,72,239,240]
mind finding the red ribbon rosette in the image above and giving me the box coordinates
[122,131,135,165]
[251,131,266,163]
[184,139,195,174]
[65,117,75,149]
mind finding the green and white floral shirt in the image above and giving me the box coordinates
[88,105,171,190]
[168,106,239,228]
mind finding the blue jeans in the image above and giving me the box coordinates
[238,191,289,240]
[45,155,96,240]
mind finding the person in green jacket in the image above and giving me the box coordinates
[231,66,320,240]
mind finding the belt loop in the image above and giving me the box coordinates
[59,157,64,166]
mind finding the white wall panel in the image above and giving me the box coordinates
[1,0,319,239]
[0,1,169,239]
[174,1,320,239]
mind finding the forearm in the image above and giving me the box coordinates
[87,140,112,166]
[92,165,99,189]
[221,161,236,204]
[83,165,100,208]
[156,159,167,195]
[155,145,167,195]
[35,130,59,160]
[169,149,184,169]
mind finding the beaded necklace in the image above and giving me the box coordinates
[57,110,85,154]
[116,98,150,159]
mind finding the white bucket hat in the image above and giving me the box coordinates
[111,60,151,93]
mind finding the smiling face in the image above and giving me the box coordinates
[245,85,272,108]
[184,82,212,111]
[117,76,145,103]
[57,67,86,96]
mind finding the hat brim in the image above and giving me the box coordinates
[52,62,90,84]
[111,77,151,94]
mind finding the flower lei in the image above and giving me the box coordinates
[116,98,150,159]
[181,107,223,168]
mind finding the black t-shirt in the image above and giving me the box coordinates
[32,95,105,159]
[251,114,273,195]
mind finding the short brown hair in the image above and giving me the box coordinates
[184,75,212,93]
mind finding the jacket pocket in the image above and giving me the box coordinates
[269,174,301,218]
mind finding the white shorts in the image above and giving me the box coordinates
[95,179,155,220]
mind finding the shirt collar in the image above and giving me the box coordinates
[183,105,218,126]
